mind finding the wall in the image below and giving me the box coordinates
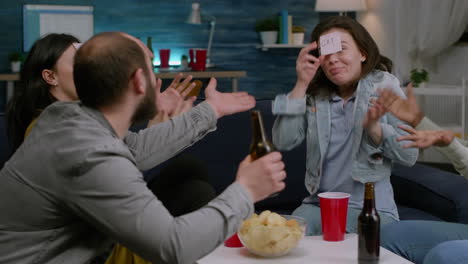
[430,44,468,85]
[0,0,93,111]
[0,0,322,112]
[358,0,468,162]
[358,0,468,85]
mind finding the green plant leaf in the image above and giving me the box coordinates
[410,68,429,87]
[8,51,22,62]
[255,17,279,32]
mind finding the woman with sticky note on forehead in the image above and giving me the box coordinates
[271,16,418,236]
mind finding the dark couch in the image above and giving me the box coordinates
[1,99,468,224]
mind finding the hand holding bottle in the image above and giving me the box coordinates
[235,152,286,202]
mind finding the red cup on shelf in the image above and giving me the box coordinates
[159,49,170,68]
[224,233,243,247]
[318,192,350,241]
[193,48,207,71]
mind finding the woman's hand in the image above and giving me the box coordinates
[363,101,386,145]
[376,83,424,127]
[290,42,322,99]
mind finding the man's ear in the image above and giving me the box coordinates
[42,69,58,86]
[132,68,146,95]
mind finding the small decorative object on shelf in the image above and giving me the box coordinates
[410,68,429,87]
[292,25,305,45]
[8,51,23,73]
[180,54,189,69]
[255,17,279,45]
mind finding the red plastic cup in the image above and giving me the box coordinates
[224,233,243,247]
[318,192,350,241]
[194,48,207,71]
[159,49,170,68]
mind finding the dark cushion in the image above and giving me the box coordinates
[391,163,468,224]
[180,99,309,212]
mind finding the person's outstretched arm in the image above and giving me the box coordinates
[125,78,256,170]
[404,117,468,179]
[64,152,285,264]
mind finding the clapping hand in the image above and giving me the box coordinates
[363,101,386,128]
[204,78,256,118]
[363,100,386,145]
[376,83,424,127]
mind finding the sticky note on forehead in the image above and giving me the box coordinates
[319,32,342,56]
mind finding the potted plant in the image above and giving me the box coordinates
[8,51,23,73]
[292,25,306,45]
[410,68,429,87]
[255,17,279,45]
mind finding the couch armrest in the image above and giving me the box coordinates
[391,163,468,224]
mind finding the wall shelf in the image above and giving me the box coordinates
[257,44,307,51]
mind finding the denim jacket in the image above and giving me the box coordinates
[272,70,418,195]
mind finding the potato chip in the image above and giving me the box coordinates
[239,211,305,257]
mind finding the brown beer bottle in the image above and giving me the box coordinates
[249,110,275,160]
[146,36,153,54]
[358,182,380,264]
[250,110,279,197]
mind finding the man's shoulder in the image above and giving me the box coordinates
[27,102,135,173]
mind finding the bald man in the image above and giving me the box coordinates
[0,32,287,264]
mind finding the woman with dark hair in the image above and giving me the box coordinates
[6,33,80,151]
[272,16,418,235]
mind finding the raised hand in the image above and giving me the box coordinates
[157,74,196,115]
[149,74,197,126]
[204,78,256,118]
[363,101,386,145]
[397,125,455,149]
[235,152,286,202]
[363,101,386,128]
[290,42,322,99]
[376,83,424,127]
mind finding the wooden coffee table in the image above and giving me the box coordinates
[197,234,413,264]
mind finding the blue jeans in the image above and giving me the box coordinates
[381,220,468,264]
[424,240,468,264]
[292,203,397,236]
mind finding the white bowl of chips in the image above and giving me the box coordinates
[238,210,306,257]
